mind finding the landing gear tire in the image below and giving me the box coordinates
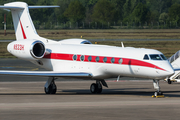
[90,83,102,94]
[97,84,102,93]
[154,91,163,96]
[167,79,172,84]
[90,83,97,94]
[44,84,57,94]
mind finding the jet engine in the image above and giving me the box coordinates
[7,40,46,60]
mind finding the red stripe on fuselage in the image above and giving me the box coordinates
[43,53,165,71]
[19,20,27,39]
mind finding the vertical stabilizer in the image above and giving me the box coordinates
[4,2,39,40]
[0,2,59,40]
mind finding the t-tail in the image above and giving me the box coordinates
[0,2,59,40]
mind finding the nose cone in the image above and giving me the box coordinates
[159,61,175,77]
[167,68,175,76]
[164,62,174,76]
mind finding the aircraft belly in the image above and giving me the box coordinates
[43,59,168,80]
[51,60,91,73]
[131,66,167,79]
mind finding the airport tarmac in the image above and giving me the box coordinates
[1,59,180,120]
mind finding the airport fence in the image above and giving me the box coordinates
[34,21,180,29]
[3,21,180,30]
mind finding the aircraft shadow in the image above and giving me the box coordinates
[0,88,180,97]
[0,93,46,95]
[59,88,180,97]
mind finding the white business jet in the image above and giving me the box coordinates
[0,2,175,96]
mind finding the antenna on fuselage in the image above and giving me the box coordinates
[121,42,124,48]
[117,75,120,82]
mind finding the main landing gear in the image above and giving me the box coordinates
[90,80,108,94]
[43,78,108,95]
[44,77,57,94]
[152,80,164,98]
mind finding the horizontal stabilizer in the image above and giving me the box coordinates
[0,6,24,9]
[29,6,60,9]
[0,6,59,10]
[0,70,92,78]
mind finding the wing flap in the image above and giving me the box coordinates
[0,70,92,78]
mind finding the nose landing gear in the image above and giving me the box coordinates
[152,80,164,98]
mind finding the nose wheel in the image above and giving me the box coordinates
[90,82,102,94]
[154,91,163,96]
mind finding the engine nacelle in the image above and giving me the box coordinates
[7,40,45,60]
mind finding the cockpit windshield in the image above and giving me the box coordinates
[149,54,162,60]
[160,54,167,60]
[147,54,167,60]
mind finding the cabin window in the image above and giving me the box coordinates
[160,54,167,60]
[103,57,107,63]
[149,54,162,60]
[95,56,99,62]
[73,55,77,61]
[80,55,84,61]
[88,56,92,62]
[143,54,149,60]
[119,58,123,64]
[111,58,115,63]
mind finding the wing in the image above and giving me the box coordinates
[0,70,92,78]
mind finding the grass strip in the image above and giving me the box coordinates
[1,29,180,40]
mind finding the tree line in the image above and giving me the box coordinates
[0,0,180,29]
